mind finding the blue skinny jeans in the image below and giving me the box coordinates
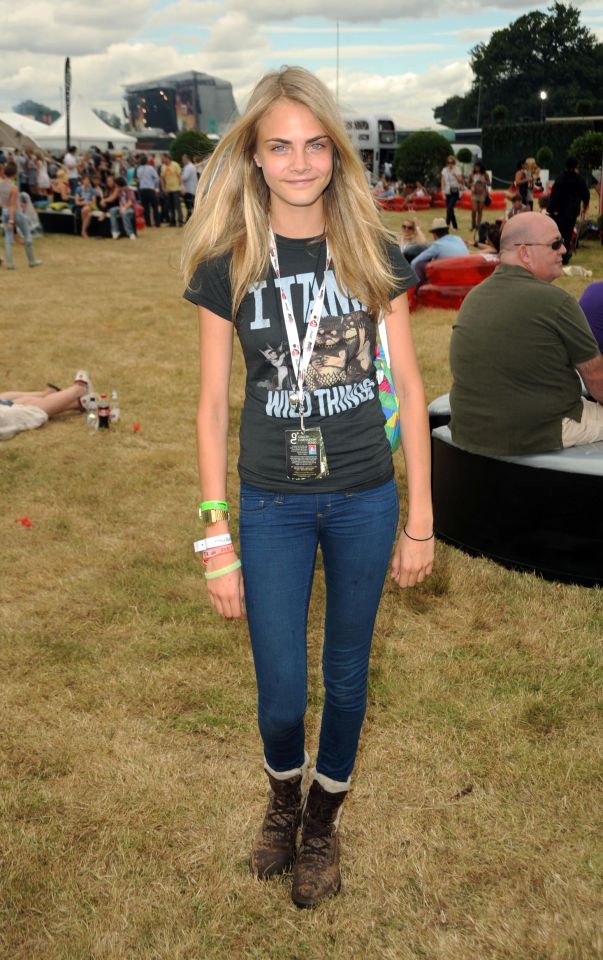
[239,477,399,782]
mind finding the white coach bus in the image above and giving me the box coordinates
[341,114,397,182]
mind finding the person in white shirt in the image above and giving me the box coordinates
[181,153,199,221]
[136,156,161,227]
[440,155,464,230]
[63,146,79,196]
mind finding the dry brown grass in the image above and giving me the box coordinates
[1,206,602,960]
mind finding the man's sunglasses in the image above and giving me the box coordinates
[514,238,564,250]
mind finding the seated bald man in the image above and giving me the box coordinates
[449,212,603,455]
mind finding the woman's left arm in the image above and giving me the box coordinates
[384,292,434,588]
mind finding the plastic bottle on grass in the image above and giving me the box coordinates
[110,389,120,423]
[85,395,98,431]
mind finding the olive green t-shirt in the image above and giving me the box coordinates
[450,263,599,455]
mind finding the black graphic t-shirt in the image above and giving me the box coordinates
[184,234,417,491]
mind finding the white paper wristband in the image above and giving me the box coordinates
[193,533,232,554]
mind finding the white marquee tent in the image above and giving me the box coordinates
[0,112,49,149]
[34,99,137,153]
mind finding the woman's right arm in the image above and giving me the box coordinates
[197,305,245,619]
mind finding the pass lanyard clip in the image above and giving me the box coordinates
[268,227,330,431]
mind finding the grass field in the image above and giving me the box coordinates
[1,206,602,960]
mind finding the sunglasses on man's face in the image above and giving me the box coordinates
[514,238,564,250]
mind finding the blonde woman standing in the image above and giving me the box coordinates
[182,66,433,908]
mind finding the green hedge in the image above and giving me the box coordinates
[482,119,603,184]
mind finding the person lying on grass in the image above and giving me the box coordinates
[0,371,94,441]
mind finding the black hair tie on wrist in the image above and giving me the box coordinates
[403,526,434,542]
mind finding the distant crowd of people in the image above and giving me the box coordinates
[393,154,595,281]
[0,144,205,247]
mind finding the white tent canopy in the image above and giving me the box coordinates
[34,98,136,153]
[0,112,49,148]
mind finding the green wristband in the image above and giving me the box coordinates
[204,559,241,580]
[199,500,228,514]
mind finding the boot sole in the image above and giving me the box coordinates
[291,878,341,909]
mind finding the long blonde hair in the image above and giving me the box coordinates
[181,66,398,318]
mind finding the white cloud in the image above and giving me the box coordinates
[204,11,271,55]
[148,0,222,30]
[317,60,473,127]
[226,0,541,20]
[0,41,259,116]
[1,0,598,132]
[0,0,153,55]
[455,27,496,43]
[274,43,444,59]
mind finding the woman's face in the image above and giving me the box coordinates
[254,98,333,220]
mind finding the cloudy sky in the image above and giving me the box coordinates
[1,0,602,128]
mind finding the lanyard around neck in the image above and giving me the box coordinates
[268,226,331,398]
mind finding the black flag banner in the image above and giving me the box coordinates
[65,57,71,152]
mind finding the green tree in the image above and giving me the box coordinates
[93,109,123,130]
[394,132,451,186]
[569,131,603,174]
[492,104,509,124]
[170,130,214,164]
[433,95,464,129]
[575,99,593,116]
[456,147,473,163]
[536,146,554,168]
[13,99,59,124]
[433,3,603,126]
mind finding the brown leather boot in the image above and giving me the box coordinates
[291,773,349,908]
[250,757,307,879]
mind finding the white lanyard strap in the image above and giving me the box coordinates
[268,227,331,397]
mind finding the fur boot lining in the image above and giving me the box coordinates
[264,751,310,781]
[312,767,351,794]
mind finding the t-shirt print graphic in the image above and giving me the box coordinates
[257,343,294,391]
[257,310,374,394]
[305,310,373,390]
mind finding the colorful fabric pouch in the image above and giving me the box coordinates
[375,318,400,452]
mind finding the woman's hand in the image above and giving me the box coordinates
[391,530,434,588]
[204,552,246,619]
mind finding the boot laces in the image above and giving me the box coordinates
[264,784,300,837]
[299,802,335,862]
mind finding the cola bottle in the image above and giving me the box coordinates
[98,393,110,429]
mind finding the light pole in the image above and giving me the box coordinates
[539,90,547,123]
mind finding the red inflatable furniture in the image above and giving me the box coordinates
[415,285,472,310]
[135,202,145,231]
[488,189,506,210]
[406,195,431,211]
[459,188,506,211]
[411,255,500,310]
[426,254,499,287]
[378,197,407,212]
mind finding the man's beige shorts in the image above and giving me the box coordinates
[561,397,603,447]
